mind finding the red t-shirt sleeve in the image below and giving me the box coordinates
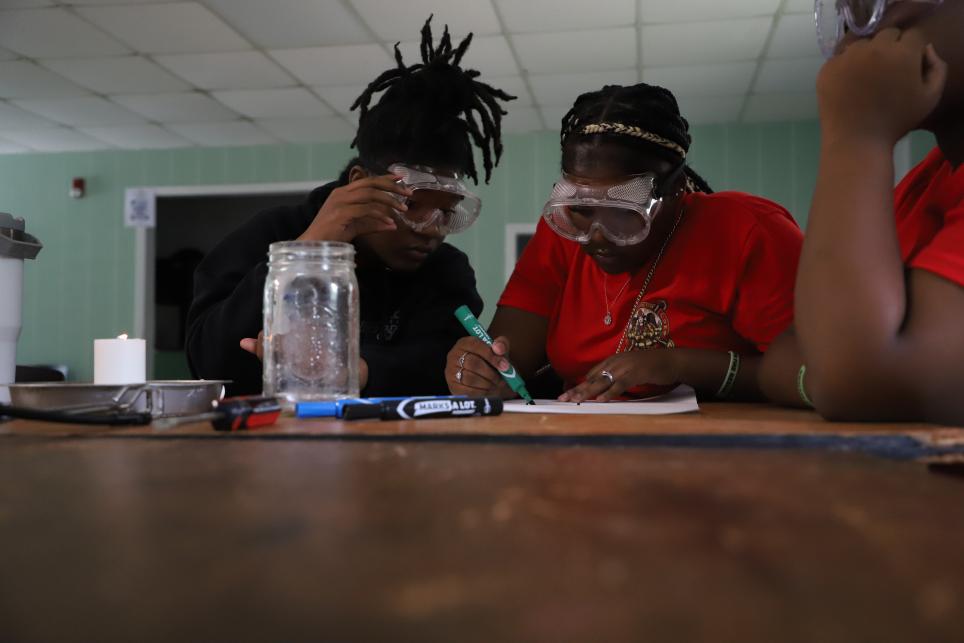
[498,218,572,317]
[730,207,803,351]
[908,205,964,288]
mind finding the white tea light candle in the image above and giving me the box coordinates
[94,333,146,385]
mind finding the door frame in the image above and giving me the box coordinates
[131,180,322,374]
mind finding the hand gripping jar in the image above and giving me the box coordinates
[263,241,360,405]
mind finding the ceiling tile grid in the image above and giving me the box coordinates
[0,0,826,154]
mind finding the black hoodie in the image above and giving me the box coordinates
[185,180,484,397]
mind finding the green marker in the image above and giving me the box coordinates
[454,305,534,405]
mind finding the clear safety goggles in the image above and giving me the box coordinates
[387,164,481,235]
[541,166,684,246]
[815,0,943,58]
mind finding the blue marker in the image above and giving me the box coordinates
[296,395,463,419]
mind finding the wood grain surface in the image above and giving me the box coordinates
[1,437,963,642]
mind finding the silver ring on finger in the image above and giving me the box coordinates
[600,370,616,386]
[455,368,464,383]
[458,352,467,368]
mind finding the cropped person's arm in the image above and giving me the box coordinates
[797,30,964,423]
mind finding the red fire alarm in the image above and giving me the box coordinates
[69,177,85,199]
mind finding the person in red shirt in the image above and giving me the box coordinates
[759,0,964,425]
[445,83,804,402]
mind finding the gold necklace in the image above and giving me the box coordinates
[615,206,685,354]
[602,273,633,326]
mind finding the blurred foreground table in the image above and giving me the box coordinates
[1,405,963,642]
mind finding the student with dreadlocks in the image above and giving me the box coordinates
[186,18,514,397]
[445,83,803,402]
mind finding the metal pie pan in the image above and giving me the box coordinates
[7,380,229,418]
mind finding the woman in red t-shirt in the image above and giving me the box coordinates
[445,83,803,402]
[759,0,964,425]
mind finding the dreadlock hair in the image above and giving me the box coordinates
[348,16,515,184]
[559,83,713,194]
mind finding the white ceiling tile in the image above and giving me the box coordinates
[393,35,519,77]
[675,95,745,124]
[641,17,772,66]
[0,126,111,151]
[80,124,192,149]
[113,91,239,123]
[202,0,370,48]
[514,27,636,74]
[496,0,634,33]
[639,0,781,23]
[351,1,500,41]
[13,96,144,126]
[768,12,822,59]
[501,106,544,133]
[743,92,818,122]
[312,83,367,115]
[75,2,250,54]
[0,138,29,154]
[642,61,757,97]
[0,61,88,98]
[270,44,392,86]
[65,0,167,4]
[485,75,532,106]
[754,57,822,93]
[0,100,56,129]
[528,69,637,107]
[256,116,354,143]
[212,87,332,119]
[0,8,128,58]
[167,120,278,146]
[41,56,190,95]
[785,0,814,12]
[0,0,54,7]
[155,51,294,90]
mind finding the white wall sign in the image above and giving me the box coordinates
[124,188,156,228]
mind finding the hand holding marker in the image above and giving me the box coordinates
[454,306,535,405]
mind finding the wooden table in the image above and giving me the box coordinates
[2,405,963,642]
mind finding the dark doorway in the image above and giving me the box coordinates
[153,192,305,380]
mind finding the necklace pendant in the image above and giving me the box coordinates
[604,312,612,326]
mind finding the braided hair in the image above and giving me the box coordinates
[560,83,713,194]
[349,16,515,183]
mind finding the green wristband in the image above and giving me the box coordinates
[797,365,814,408]
[715,351,740,400]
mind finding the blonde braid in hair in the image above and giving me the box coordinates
[578,122,688,160]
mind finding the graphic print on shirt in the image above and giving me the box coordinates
[376,309,401,342]
[624,300,674,350]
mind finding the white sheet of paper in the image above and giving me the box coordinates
[504,385,699,415]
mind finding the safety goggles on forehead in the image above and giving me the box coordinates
[541,166,684,247]
[387,164,481,236]
[815,0,943,58]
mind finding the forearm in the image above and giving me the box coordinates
[487,306,549,380]
[758,330,811,408]
[797,139,906,369]
[675,348,763,401]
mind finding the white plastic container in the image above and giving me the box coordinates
[0,213,43,404]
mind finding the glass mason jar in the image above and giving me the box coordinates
[263,241,360,405]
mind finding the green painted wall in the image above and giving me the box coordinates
[0,122,938,381]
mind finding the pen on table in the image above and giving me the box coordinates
[454,305,535,405]
[296,395,464,419]
[341,396,503,421]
